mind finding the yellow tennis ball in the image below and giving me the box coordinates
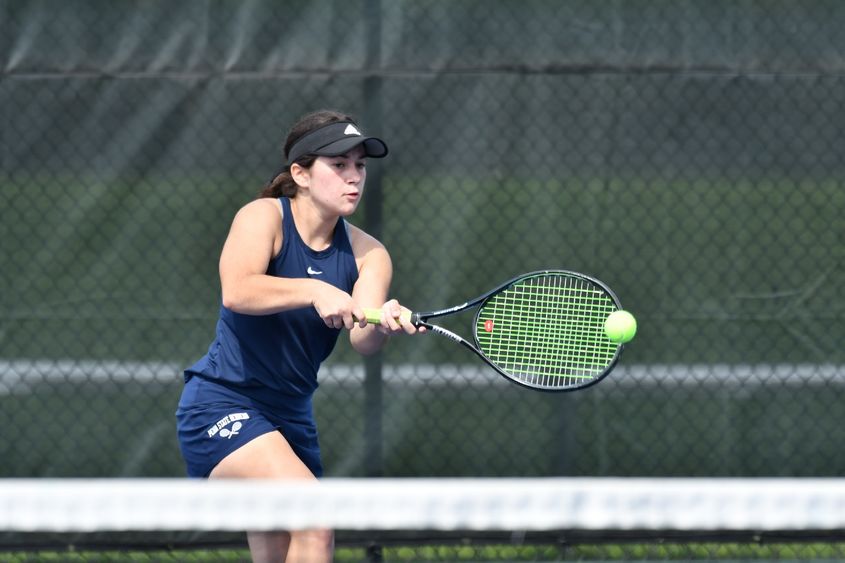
[605,310,637,343]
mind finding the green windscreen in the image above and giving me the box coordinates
[475,272,620,389]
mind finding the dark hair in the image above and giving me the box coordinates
[258,109,358,199]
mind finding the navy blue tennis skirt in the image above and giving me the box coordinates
[175,375,322,478]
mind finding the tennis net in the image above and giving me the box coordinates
[4,478,845,561]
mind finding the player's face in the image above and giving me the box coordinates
[308,145,367,216]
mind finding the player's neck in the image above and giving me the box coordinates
[289,197,337,251]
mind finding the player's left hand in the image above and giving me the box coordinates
[375,299,424,335]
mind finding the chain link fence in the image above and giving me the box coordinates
[2,1,845,478]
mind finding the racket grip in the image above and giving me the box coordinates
[360,308,413,325]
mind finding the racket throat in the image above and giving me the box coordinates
[427,324,465,344]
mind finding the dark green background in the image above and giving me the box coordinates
[2,1,844,477]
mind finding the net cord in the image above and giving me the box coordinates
[3,478,845,533]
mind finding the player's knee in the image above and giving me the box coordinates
[246,530,291,562]
[295,527,334,554]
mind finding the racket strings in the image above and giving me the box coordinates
[476,273,618,388]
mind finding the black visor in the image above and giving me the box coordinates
[286,122,389,165]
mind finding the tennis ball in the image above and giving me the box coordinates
[604,310,637,343]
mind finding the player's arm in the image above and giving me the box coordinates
[348,225,417,356]
[220,199,360,324]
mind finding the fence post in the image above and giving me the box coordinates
[362,4,385,562]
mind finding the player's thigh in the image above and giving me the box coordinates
[209,430,316,480]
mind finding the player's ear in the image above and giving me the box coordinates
[290,162,310,188]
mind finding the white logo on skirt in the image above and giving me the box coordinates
[207,412,249,438]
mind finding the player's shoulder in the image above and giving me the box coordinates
[346,222,393,275]
[346,222,386,255]
[234,198,283,224]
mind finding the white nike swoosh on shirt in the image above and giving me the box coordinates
[307,266,323,275]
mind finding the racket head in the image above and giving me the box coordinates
[472,270,624,391]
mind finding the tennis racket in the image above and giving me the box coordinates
[363,270,630,392]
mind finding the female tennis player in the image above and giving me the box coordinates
[176,109,420,562]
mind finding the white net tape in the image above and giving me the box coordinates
[3,478,845,533]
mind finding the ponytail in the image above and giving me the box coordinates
[257,165,297,199]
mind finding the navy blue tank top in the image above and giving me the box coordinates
[185,197,359,414]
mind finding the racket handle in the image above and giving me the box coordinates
[360,308,413,325]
